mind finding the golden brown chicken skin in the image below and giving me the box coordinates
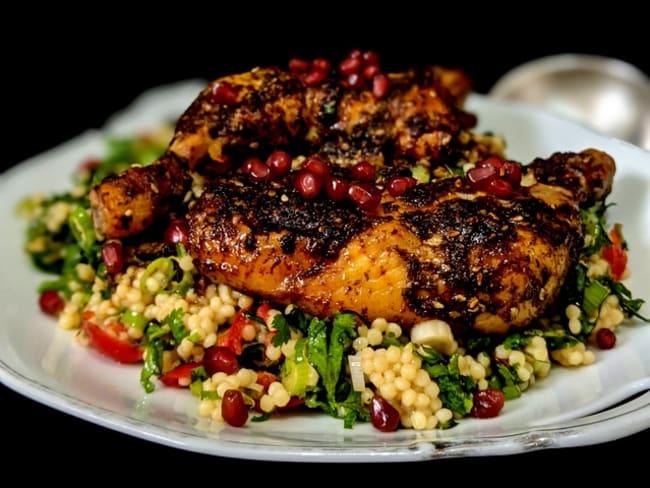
[89,65,483,239]
[186,149,615,337]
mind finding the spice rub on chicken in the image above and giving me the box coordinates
[187,149,615,337]
[87,52,617,337]
[89,62,488,239]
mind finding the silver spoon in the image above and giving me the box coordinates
[489,54,650,150]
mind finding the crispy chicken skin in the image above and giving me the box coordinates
[88,154,191,239]
[90,65,480,239]
[187,149,615,336]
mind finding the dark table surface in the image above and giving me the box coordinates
[2,11,649,479]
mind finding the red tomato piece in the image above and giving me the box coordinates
[602,224,627,281]
[216,311,250,355]
[160,362,203,388]
[81,312,143,364]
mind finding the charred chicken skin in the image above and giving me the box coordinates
[87,57,617,337]
[187,149,615,337]
[90,65,483,239]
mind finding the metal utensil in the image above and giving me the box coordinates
[489,54,650,150]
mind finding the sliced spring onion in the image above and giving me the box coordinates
[348,354,365,392]
[582,280,610,317]
[121,310,148,331]
[68,206,95,253]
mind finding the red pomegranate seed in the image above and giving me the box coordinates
[39,290,65,316]
[164,218,189,248]
[289,58,311,73]
[324,176,350,201]
[467,165,498,186]
[346,72,365,89]
[266,150,292,176]
[477,156,505,172]
[348,48,363,60]
[350,161,376,182]
[209,82,239,105]
[503,161,522,188]
[295,170,323,199]
[486,178,513,198]
[204,346,239,376]
[370,395,400,432]
[101,240,124,275]
[348,182,382,211]
[362,50,380,67]
[221,389,248,427]
[339,56,362,76]
[242,157,271,181]
[372,74,390,99]
[304,69,327,86]
[471,388,505,418]
[311,58,331,73]
[303,157,330,177]
[596,328,617,349]
[362,64,380,80]
[387,176,417,197]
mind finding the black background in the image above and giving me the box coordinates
[2,8,649,481]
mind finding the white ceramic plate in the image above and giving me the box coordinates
[1,81,649,462]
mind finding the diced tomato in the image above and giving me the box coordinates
[276,396,305,412]
[216,311,250,355]
[256,371,278,391]
[255,303,274,323]
[602,224,627,282]
[216,304,275,356]
[160,361,203,388]
[81,312,143,364]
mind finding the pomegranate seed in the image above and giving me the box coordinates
[304,69,327,86]
[350,161,376,182]
[471,388,505,418]
[467,165,498,186]
[39,290,65,316]
[209,81,239,105]
[266,150,292,176]
[324,176,350,201]
[302,157,330,177]
[348,182,382,211]
[288,58,311,73]
[372,74,390,99]
[101,240,124,275]
[370,395,400,432]
[339,57,362,76]
[596,328,617,349]
[311,58,331,74]
[477,156,505,172]
[387,176,417,197]
[346,72,365,89]
[362,64,380,80]
[348,48,363,60]
[295,170,323,199]
[242,157,271,181]
[486,178,513,198]
[362,50,380,67]
[503,161,522,188]
[164,218,189,248]
[222,389,248,427]
[204,346,239,376]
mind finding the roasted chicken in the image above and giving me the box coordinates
[90,65,488,239]
[187,149,615,337]
[87,59,617,337]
